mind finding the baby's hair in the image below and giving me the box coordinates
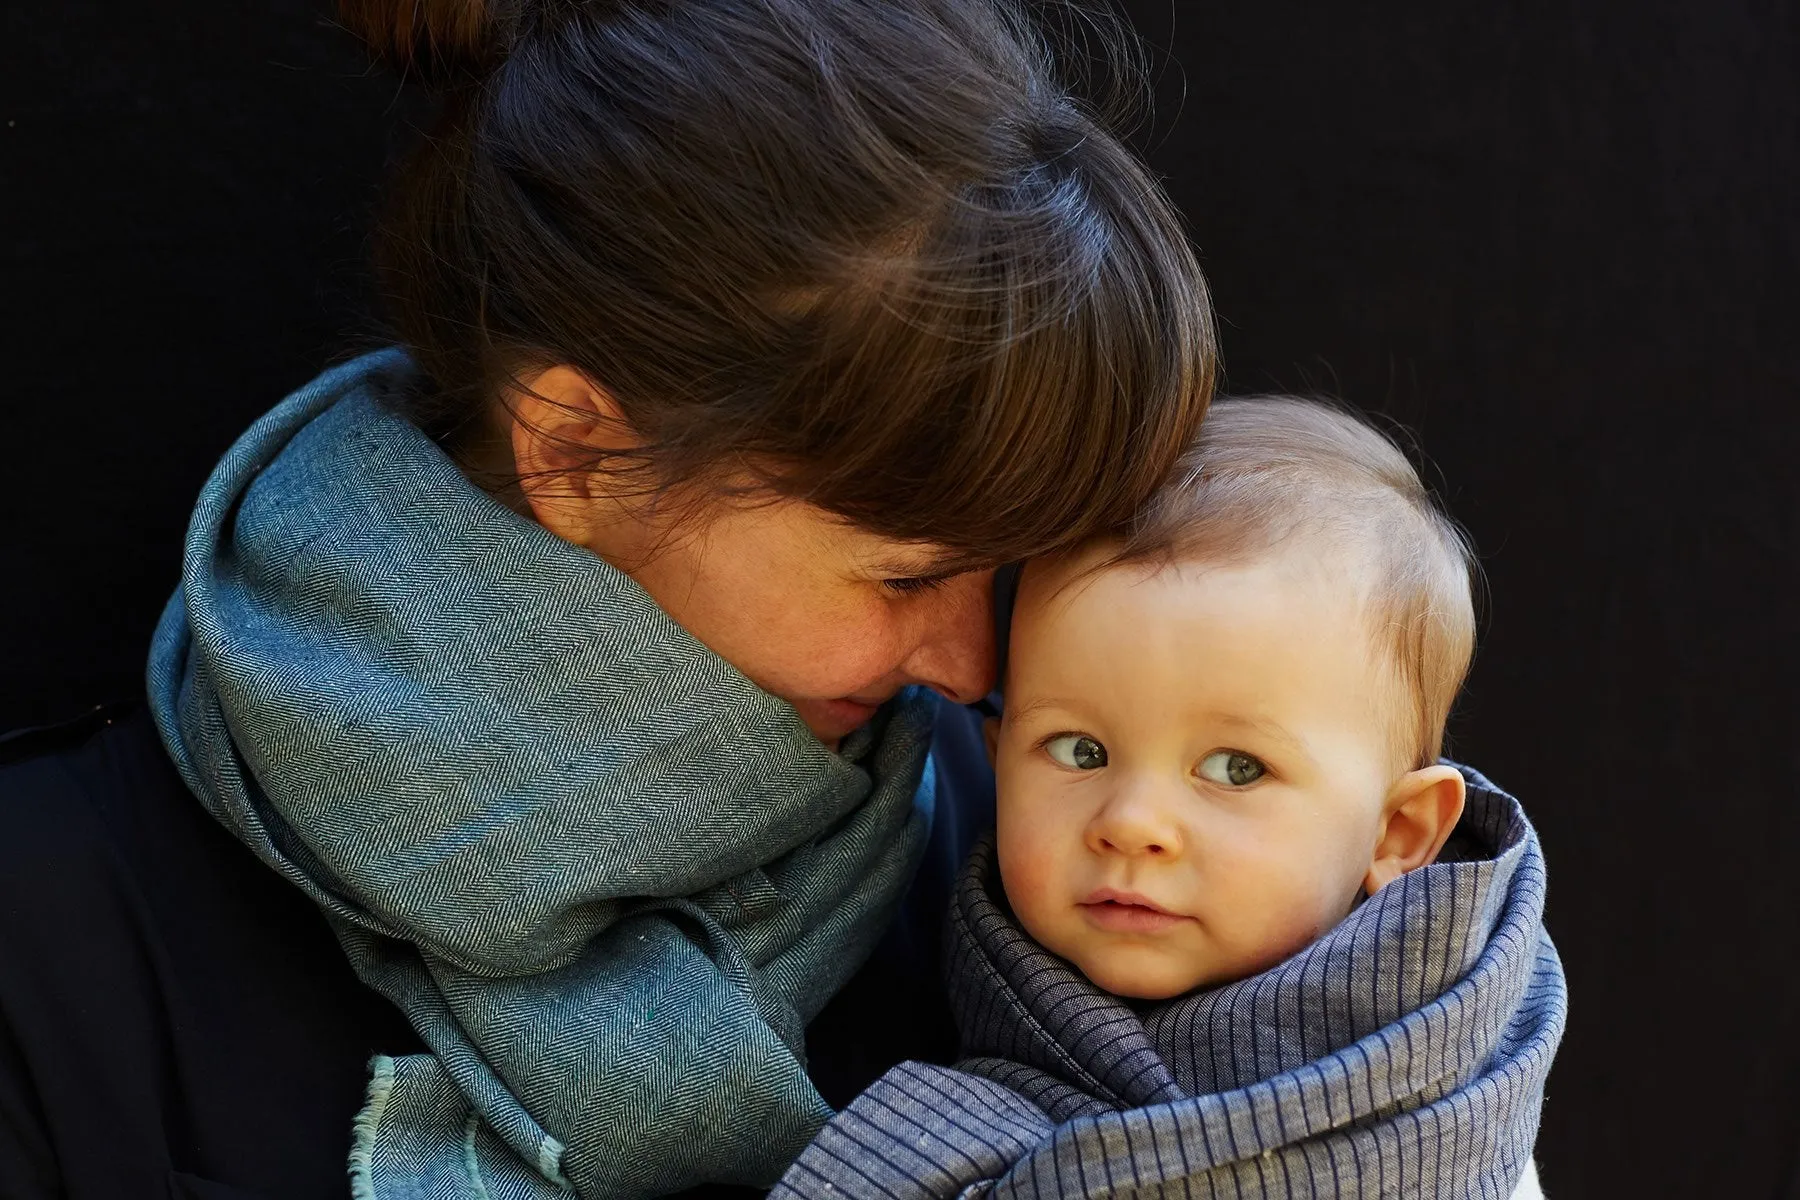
[1112,395,1478,770]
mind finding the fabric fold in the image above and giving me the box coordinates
[148,349,937,1199]
[775,768,1567,1199]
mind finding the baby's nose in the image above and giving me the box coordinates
[1085,784,1184,859]
[1097,832,1172,856]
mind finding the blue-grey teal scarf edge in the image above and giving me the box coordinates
[147,348,939,1199]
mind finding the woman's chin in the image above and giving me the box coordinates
[793,696,883,745]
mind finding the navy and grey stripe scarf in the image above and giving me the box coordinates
[775,767,1566,1198]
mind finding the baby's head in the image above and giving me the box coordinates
[993,395,1478,1000]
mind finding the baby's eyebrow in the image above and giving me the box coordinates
[1003,696,1072,723]
[1211,713,1312,760]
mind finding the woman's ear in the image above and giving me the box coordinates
[507,365,641,548]
[1364,764,1466,895]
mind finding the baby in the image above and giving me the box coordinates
[991,393,1475,1000]
[779,395,1565,1200]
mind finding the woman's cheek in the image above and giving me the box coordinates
[731,589,912,700]
[801,600,911,687]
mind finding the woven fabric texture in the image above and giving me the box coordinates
[148,350,937,1199]
[775,769,1566,1199]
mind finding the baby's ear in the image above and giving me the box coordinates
[1364,765,1466,896]
[982,716,1000,767]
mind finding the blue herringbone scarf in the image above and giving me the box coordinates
[147,349,937,1199]
[776,769,1566,1199]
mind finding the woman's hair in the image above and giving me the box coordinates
[340,0,1216,568]
[1116,395,1479,768]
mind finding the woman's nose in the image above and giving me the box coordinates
[1085,780,1185,860]
[901,570,998,705]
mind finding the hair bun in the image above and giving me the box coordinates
[340,0,508,88]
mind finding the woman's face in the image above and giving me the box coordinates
[509,367,997,744]
[612,495,998,744]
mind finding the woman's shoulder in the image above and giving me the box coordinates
[0,703,202,957]
[0,702,324,964]
[0,703,180,879]
[0,703,421,1199]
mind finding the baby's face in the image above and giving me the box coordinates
[995,548,1406,1000]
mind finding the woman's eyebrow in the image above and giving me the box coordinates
[868,551,971,578]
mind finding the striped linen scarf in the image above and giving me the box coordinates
[775,768,1566,1199]
[148,350,937,1200]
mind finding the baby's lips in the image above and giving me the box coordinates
[1078,896,1190,934]
[1080,886,1175,915]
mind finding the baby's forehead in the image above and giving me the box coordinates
[1007,544,1404,700]
[1012,539,1370,630]
[1004,546,1421,768]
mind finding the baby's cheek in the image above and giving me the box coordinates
[1214,850,1347,976]
[1230,912,1336,981]
[996,816,1064,942]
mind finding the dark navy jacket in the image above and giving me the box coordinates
[0,700,996,1200]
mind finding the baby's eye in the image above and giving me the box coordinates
[1045,734,1108,770]
[1197,750,1266,787]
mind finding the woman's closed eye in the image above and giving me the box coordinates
[880,574,953,595]
[1197,749,1267,787]
[1044,733,1108,770]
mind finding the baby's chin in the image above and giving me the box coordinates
[1065,944,1219,1002]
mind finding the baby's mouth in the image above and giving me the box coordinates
[1078,888,1189,934]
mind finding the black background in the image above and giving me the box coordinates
[3,1,1795,1194]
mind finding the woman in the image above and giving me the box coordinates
[0,0,1213,1197]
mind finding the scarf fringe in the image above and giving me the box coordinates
[348,1054,396,1200]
